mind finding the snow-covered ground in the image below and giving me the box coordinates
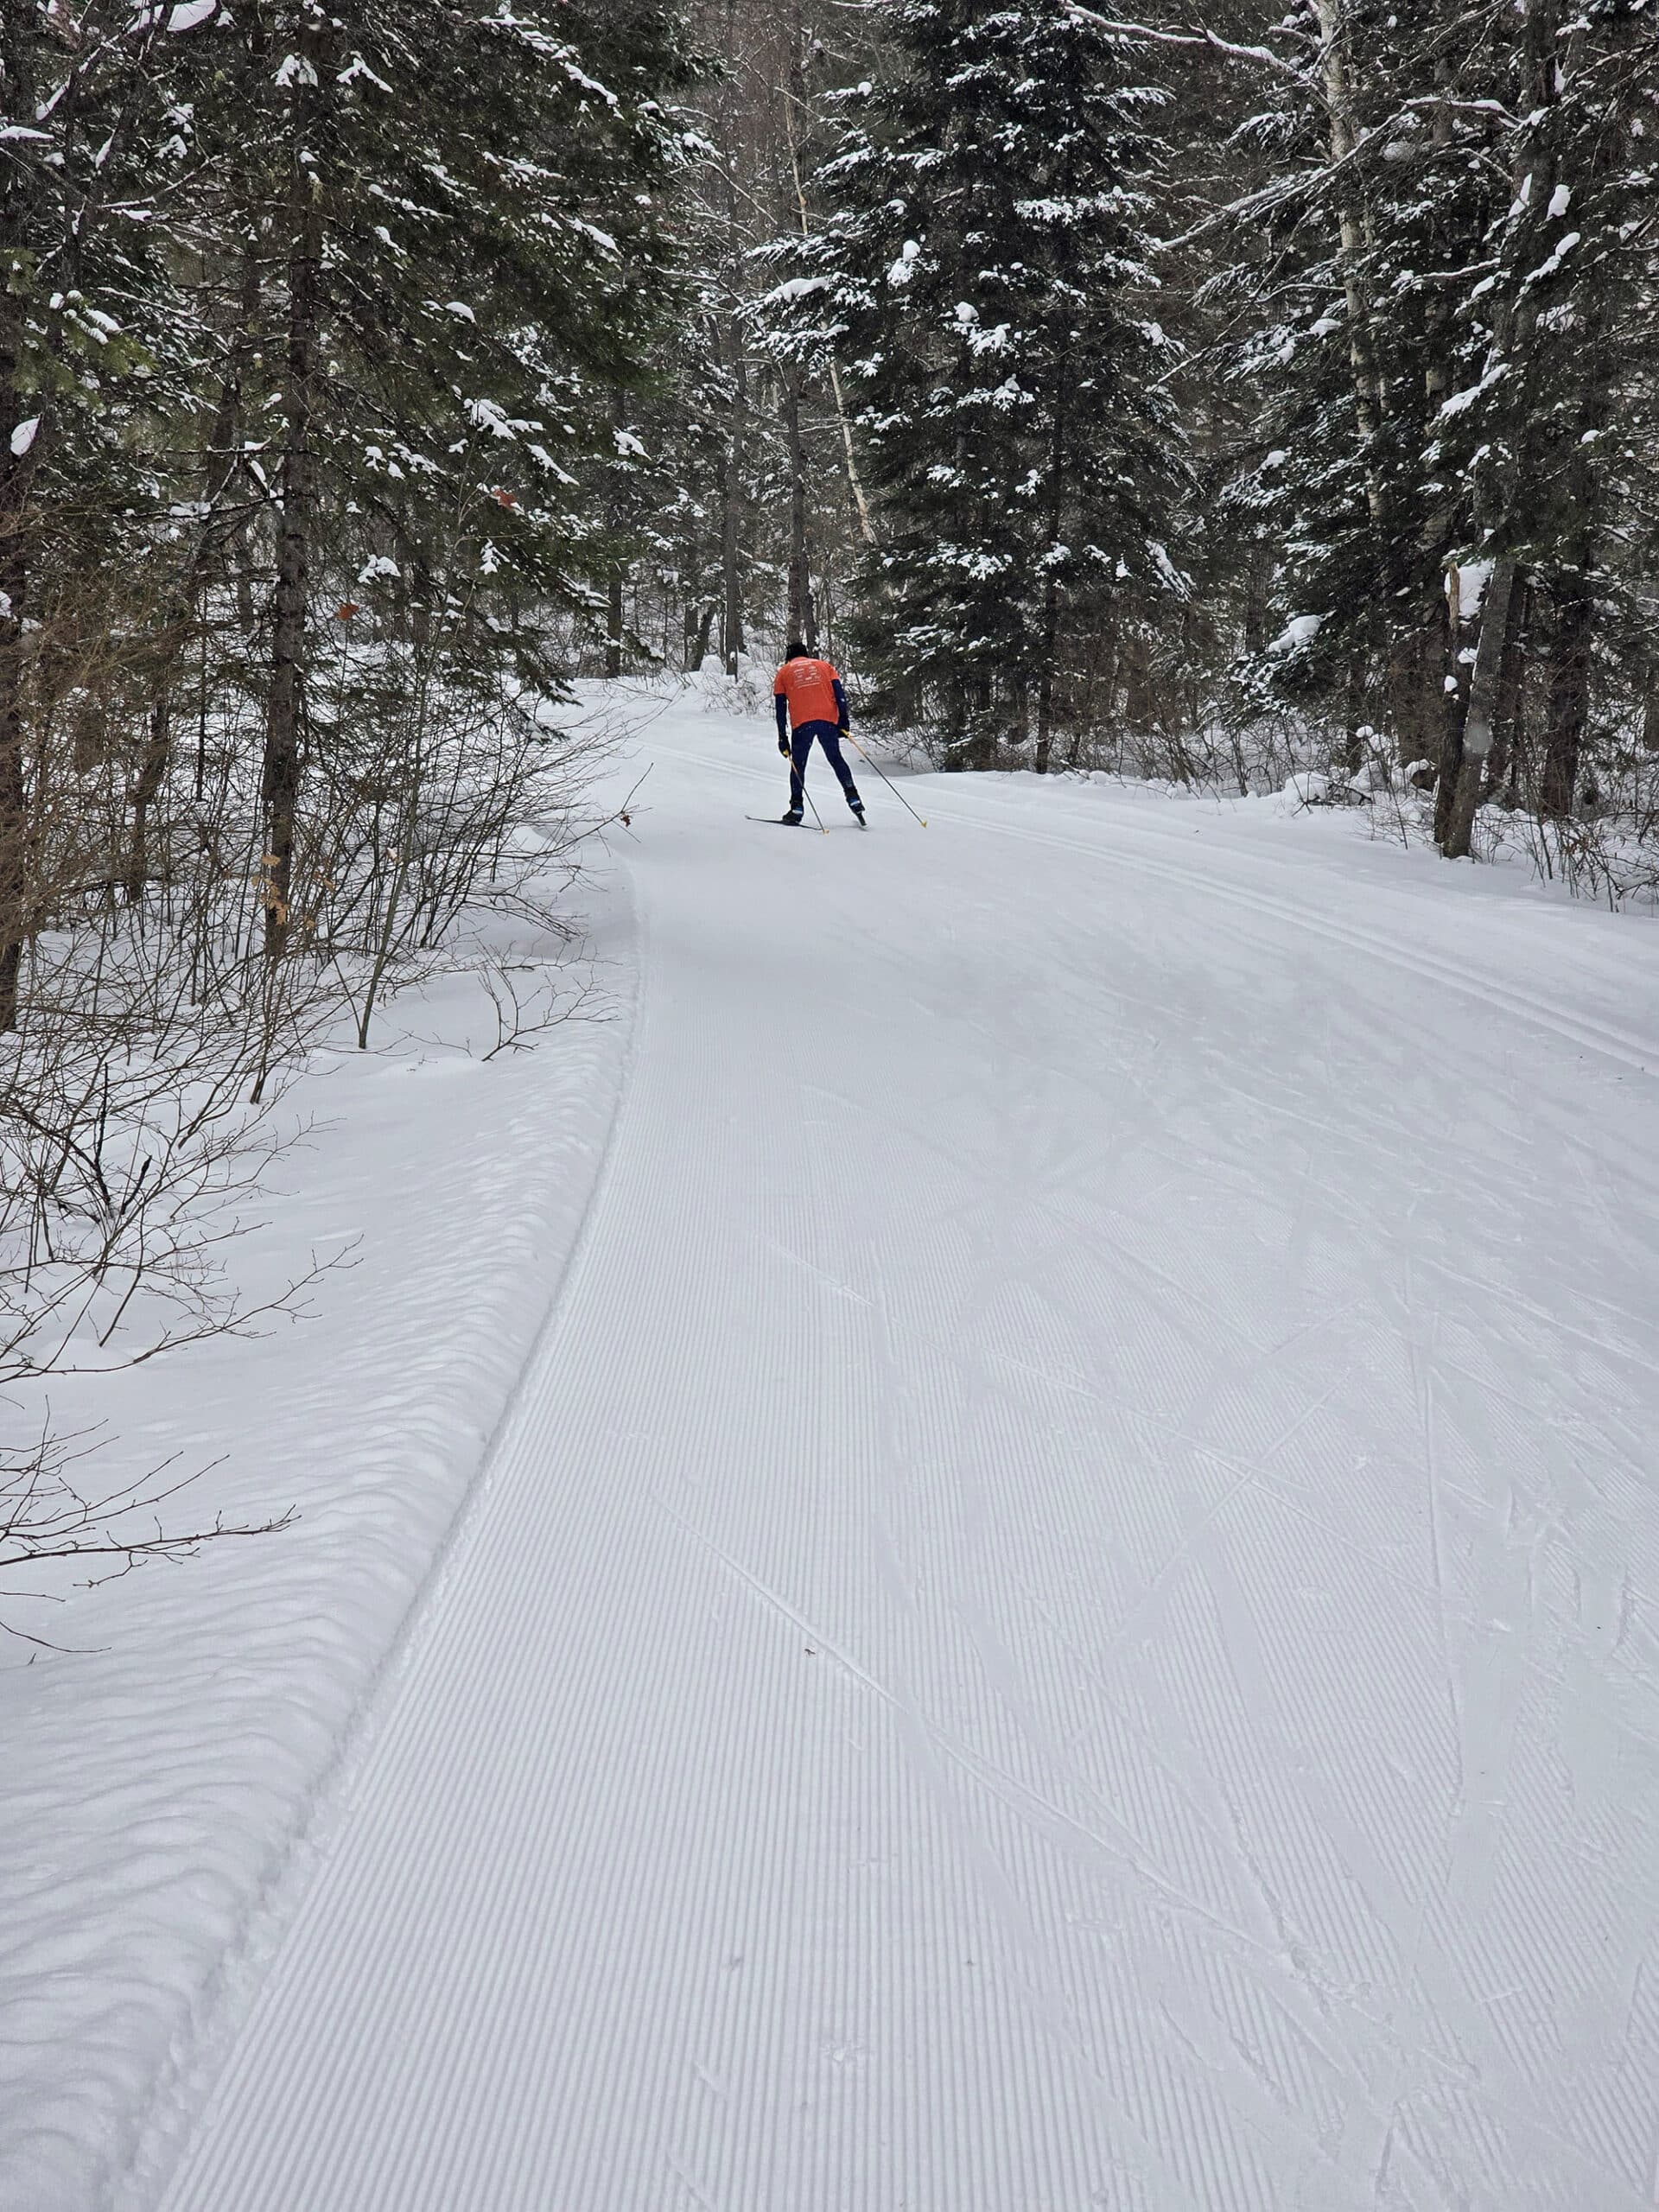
[7,685,1659,2212]
[1,893,633,2209]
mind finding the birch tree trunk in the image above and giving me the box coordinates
[1441,559,1519,855]
[1311,0,1386,525]
[780,31,874,553]
[784,364,814,648]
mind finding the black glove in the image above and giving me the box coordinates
[778,736,791,758]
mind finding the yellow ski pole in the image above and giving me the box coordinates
[842,729,928,827]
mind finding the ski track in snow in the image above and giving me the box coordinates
[63,698,1659,2207]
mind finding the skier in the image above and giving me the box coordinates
[772,641,866,826]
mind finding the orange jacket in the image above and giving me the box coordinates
[773,656,847,734]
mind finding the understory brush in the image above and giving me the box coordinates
[2,627,619,1637]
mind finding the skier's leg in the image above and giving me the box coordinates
[817,728,863,812]
[788,727,812,817]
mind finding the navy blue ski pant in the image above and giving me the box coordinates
[789,720,862,815]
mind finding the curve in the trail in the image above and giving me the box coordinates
[143,703,1659,2212]
[922,802,1657,1077]
[677,737,1659,1077]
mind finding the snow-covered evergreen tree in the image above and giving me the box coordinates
[0,0,223,1021]
[1434,0,1659,849]
[176,0,692,948]
[783,0,1185,767]
[1211,0,1657,846]
[1209,0,1503,771]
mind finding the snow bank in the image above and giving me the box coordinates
[0,901,632,2211]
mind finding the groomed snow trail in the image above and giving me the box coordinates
[146,700,1659,2212]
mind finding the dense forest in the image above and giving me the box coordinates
[663,0,1659,875]
[3,0,1656,1565]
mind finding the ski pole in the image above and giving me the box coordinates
[841,730,928,827]
[779,732,830,831]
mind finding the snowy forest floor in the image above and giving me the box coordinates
[5,682,1659,2212]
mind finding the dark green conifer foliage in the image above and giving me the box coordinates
[783,0,1185,766]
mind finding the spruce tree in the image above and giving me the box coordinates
[179,0,692,950]
[1435,0,1659,849]
[0,0,221,1023]
[1208,0,1657,841]
[1210,0,1504,772]
[785,0,1184,767]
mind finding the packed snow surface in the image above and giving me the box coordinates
[8,690,1659,2212]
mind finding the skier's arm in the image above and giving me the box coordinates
[833,677,849,734]
[774,689,790,750]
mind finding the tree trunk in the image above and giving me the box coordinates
[192,230,264,594]
[1034,550,1062,774]
[1312,0,1387,526]
[1342,654,1366,775]
[124,696,172,906]
[1243,540,1271,659]
[1539,582,1592,817]
[1434,613,1464,845]
[720,320,747,671]
[1440,0,1570,856]
[1486,581,1529,796]
[0,323,29,1030]
[0,10,39,1030]
[784,365,813,648]
[1035,576,1058,777]
[779,22,874,553]
[1410,17,1459,707]
[130,234,262,918]
[263,22,328,963]
[0,522,26,1034]
[1034,313,1071,777]
[1387,595,1448,767]
[1442,560,1518,857]
[1537,286,1609,820]
[606,569,624,678]
[606,388,626,677]
[196,236,263,535]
